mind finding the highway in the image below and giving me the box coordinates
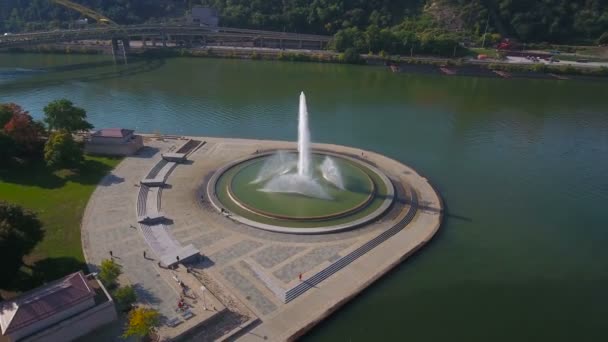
[0,25,332,50]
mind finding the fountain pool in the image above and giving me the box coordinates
[208,93,395,232]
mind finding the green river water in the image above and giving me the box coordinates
[1,53,607,341]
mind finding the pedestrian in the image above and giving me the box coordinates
[299,273,302,281]
[158,261,162,268]
[109,250,113,258]
[143,251,146,259]
[176,255,180,263]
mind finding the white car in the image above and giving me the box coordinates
[3,32,12,36]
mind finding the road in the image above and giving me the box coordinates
[505,56,608,68]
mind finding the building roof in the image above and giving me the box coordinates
[0,272,94,335]
[92,128,134,138]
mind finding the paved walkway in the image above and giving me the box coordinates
[81,136,442,341]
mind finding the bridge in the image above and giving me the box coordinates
[0,25,332,52]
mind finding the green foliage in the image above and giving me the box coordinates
[98,258,121,288]
[0,0,176,32]
[0,202,43,286]
[532,64,548,73]
[123,307,160,339]
[114,285,137,311]
[2,0,607,50]
[44,131,83,169]
[43,99,93,133]
[599,32,608,45]
[0,133,16,164]
[339,48,363,64]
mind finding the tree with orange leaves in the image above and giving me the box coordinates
[1,103,44,154]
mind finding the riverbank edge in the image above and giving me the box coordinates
[3,44,608,79]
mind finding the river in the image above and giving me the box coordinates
[1,53,607,341]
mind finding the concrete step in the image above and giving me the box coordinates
[284,190,419,303]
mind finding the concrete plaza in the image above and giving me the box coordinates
[81,135,442,341]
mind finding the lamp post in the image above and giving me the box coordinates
[200,285,208,311]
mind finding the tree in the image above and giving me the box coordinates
[0,202,44,286]
[0,133,16,165]
[123,307,160,340]
[340,48,363,64]
[114,285,137,311]
[599,32,608,45]
[43,131,83,168]
[0,103,17,128]
[43,99,93,133]
[98,258,121,288]
[3,105,43,154]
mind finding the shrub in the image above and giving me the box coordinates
[123,307,160,339]
[98,259,121,288]
[44,131,83,169]
[532,64,548,73]
[114,285,137,311]
[342,48,363,64]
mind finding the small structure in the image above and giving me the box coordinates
[137,212,166,224]
[140,177,166,187]
[162,152,187,163]
[85,128,143,156]
[186,6,219,27]
[0,272,116,342]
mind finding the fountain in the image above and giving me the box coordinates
[298,91,312,178]
[211,92,394,230]
[255,92,343,200]
[320,156,345,190]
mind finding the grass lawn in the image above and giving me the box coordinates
[0,155,121,296]
[468,47,501,59]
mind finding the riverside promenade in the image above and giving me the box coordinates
[81,135,442,341]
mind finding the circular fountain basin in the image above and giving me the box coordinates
[208,151,395,233]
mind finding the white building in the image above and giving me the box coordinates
[85,128,143,156]
[187,7,219,27]
[0,272,116,342]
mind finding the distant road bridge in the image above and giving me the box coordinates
[0,25,332,52]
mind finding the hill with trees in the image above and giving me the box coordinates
[1,1,607,54]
